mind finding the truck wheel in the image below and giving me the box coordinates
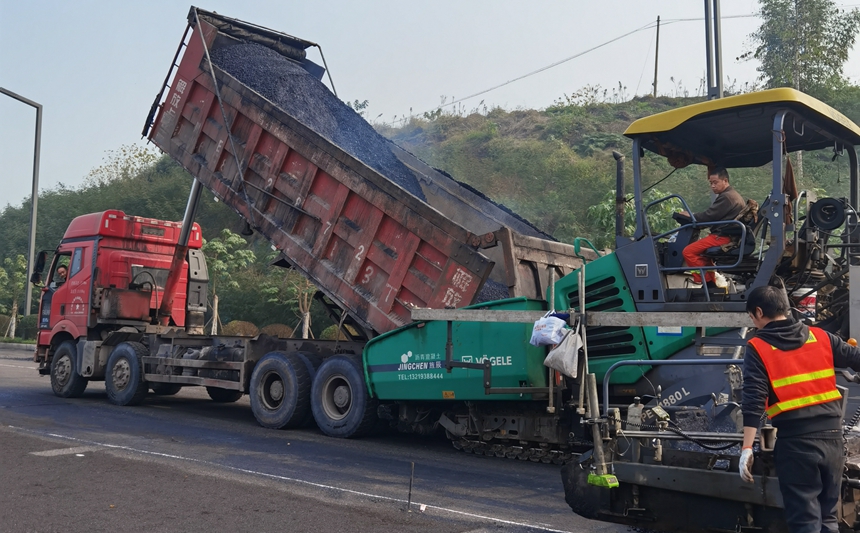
[311,355,378,438]
[50,341,88,398]
[106,342,149,406]
[249,352,310,429]
[150,383,182,396]
[295,352,323,379]
[206,387,243,403]
[295,353,324,427]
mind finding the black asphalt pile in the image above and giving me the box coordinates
[474,279,510,303]
[210,42,426,201]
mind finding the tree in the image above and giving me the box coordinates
[587,189,680,249]
[84,144,160,187]
[257,256,318,339]
[289,274,316,339]
[741,0,860,180]
[345,99,370,117]
[0,255,29,338]
[743,0,860,98]
[201,229,255,334]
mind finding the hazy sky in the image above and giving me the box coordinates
[2,1,860,210]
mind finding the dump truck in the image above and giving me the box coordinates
[555,90,860,532]
[32,7,596,457]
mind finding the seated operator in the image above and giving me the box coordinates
[50,265,67,290]
[677,167,745,287]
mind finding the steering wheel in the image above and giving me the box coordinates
[672,212,692,225]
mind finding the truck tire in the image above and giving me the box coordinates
[311,355,378,438]
[150,383,182,396]
[249,352,310,429]
[106,342,149,406]
[50,341,88,398]
[295,352,323,378]
[206,387,243,403]
[295,352,324,427]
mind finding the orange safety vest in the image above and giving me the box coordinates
[748,327,842,418]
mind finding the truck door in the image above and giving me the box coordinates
[44,245,92,334]
[41,251,71,332]
[64,245,92,332]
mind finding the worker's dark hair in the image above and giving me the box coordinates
[745,285,790,318]
[709,167,730,182]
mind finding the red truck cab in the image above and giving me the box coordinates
[35,210,205,379]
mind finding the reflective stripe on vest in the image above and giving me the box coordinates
[748,327,841,418]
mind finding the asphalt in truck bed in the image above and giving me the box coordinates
[211,42,427,201]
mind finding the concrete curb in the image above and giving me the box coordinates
[0,343,36,352]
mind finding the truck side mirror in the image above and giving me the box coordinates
[30,250,48,285]
[35,250,47,272]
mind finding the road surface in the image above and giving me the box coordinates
[0,346,627,533]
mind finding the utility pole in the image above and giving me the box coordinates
[0,87,42,317]
[652,16,661,98]
[713,0,724,98]
[704,0,724,99]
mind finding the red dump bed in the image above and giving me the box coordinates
[146,9,497,335]
[146,8,593,336]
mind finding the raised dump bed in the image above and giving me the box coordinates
[145,8,593,336]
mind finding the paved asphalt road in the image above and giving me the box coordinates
[0,346,629,533]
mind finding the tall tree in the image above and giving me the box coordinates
[745,0,860,98]
[0,255,29,338]
[587,189,679,249]
[743,0,860,179]
[201,229,256,334]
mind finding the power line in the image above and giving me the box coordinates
[380,6,860,126]
[381,20,658,126]
[634,22,657,96]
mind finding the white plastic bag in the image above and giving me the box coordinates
[544,321,582,378]
[529,313,567,346]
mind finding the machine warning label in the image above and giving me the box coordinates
[442,391,455,399]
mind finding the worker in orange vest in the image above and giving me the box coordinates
[740,285,860,533]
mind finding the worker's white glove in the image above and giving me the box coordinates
[739,447,754,483]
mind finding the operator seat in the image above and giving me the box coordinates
[702,198,766,265]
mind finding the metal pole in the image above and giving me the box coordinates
[157,178,203,324]
[652,16,660,98]
[587,373,608,475]
[632,138,645,240]
[178,179,203,246]
[613,151,625,241]
[576,266,589,414]
[407,461,415,511]
[547,268,556,414]
[0,87,42,317]
[704,0,714,99]
[713,0,724,99]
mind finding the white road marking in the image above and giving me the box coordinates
[8,426,572,533]
[0,363,36,369]
[31,445,103,457]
